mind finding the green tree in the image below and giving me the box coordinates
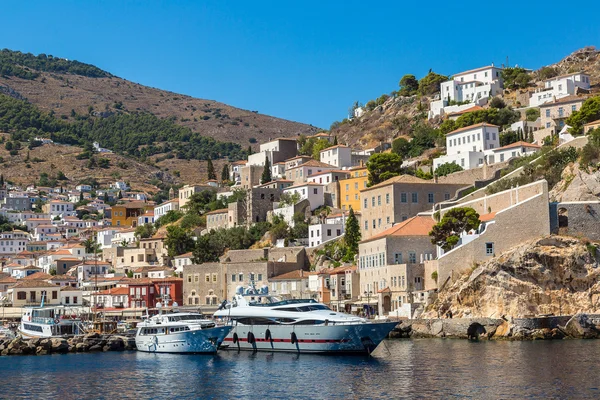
[0,174,4,187]
[207,159,216,180]
[261,154,272,184]
[434,162,463,177]
[333,136,338,145]
[439,119,457,135]
[418,71,449,95]
[165,225,195,257]
[538,66,558,80]
[247,145,253,155]
[489,97,506,109]
[399,74,419,96]
[344,207,361,260]
[526,108,540,122]
[221,164,229,182]
[501,67,531,89]
[135,223,154,239]
[312,138,331,160]
[392,137,411,157]
[79,192,84,202]
[366,153,403,186]
[566,96,600,134]
[429,207,481,251]
[4,141,12,151]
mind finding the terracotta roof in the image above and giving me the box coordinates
[50,274,76,281]
[95,287,129,296]
[377,287,391,293]
[584,119,600,126]
[205,208,229,216]
[479,212,496,222]
[321,144,349,152]
[0,276,17,284]
[174,252,193,258]
[493,141,541,151]
[307,170,350,178]
[23,272,52,281]
[286,160,336,170]
[362,174,448,192]
[539,95,587,107]
[284,155,313,162]
[285,182,325,189]
[447,123,499,136]
[447,105,484,116]
[269,269,314,281]
[11,280,58,289]
[360,215,436,243]
[60,286,81,292]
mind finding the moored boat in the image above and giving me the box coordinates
[213,286,397,354]
[135,310,232,354]
[19,306,85,339]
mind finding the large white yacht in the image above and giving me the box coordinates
[19,306,85,338]
[213,286,398,354]
[135,308,232,354]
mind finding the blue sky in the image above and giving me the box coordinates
[2,1,600,129]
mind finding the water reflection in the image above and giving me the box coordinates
[2,340,600,399]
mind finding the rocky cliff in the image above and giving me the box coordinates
[550,162,600,202]
[425,236,600,319]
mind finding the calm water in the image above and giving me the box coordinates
[1,339,599,399]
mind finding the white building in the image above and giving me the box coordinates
[111,181,129,191]
[76,184,92,192]
[319,145,352,168]
[490,141,541,163]
[308,223,344,248]
[46,200,75,217]
[97,228,119,249]
[137,211,155,226]
[173,252,193,275]
[272,162,286,179]
[283,183,325,211]
[433,123,500,171]
[529,72,591,107]
[154,199,180,220]
[307,170,349,185]
[430,65,504,118]
[0,230,29,256]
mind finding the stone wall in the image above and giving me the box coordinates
[437,161,509,185]
[437,188,551,287]
[555,201,600,241]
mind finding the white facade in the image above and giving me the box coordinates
[76,185,92,192]
[283,183,324,211]
[248,151,275,167]
[47,201,75,217]
[154,200,180,219]
[319,146,352,168]
[0,231,29,256]
[272,163,286,179]
[430,65,504,119]
[308,223,344,248]
[433,123,500,171]
[97,229,118,249]
[111,181,129,191]
[529,73,591,107]
[491,142,541,163]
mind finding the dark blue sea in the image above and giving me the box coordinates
[1,339,599,399]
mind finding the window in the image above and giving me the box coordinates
[354,182,358,190]
[486,242,494,255]
[371,197,375,207]
[461,158,465,167]
[313,188,318,195]
[187,275,192,283]
[364,221,368,230]
[239,274,243,282]
[212,273,217,282]
[346,184,349,191]
[546,122,551,128]
[409,252,417,264]
[545,109,550,117]
[327,229,331,236]
[258,274,262,281]
[401,193,407,203]
[411,193,418,203]
[231,274,236,282]
[194,274,199,283]
[378,218,381,227]
[485,132,489,140]
[73,297,78,304]
[386,217,390,224]
[17,291,26,300]
[364,199,368,208]
[377,195,381,206]
[428,193,434,203]
[394,253,402,264]
[372,220,376,229]
[492,132,496,140]
[572,105,577,112]
[500,154,504,162]
[52,291,58,300]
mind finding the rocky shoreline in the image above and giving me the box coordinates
[0,333,136,356]
[390,313,600,340]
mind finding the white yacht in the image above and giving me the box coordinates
[135,310,232,354]
[213,286,398,354]
[19,306,85,338]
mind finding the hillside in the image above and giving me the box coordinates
[330,47,600,151]
[0,49,318,151]
[424,236,600,319]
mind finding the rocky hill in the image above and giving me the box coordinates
[0,49,318,149]
[425,236,600,319]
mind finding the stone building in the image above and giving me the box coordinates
[268,269,315,300]
[205,208,229,231]
[360,175,467,240]
[240,165,263,189]
[183,263,225,309]
[358,215,437,317]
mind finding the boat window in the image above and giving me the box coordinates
[274,307,300,312]
[234,317,278,325]
[293,320,325,325]
[298,305,331,312]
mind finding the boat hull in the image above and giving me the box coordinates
[135,326,232,354]
[222,322,397,354]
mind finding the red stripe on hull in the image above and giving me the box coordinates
[224,338,351,344]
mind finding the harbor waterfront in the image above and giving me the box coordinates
[2,339,600,399]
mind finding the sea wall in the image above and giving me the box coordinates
[392,314,600,341]
[0,333,136,356]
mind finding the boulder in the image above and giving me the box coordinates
[88,344,103,352]
[36,348,48,355]
[105,337,125,351]
[561,314,599,339]
[493,321,511,338]
[75,342,89,352]
[50,338,69,354]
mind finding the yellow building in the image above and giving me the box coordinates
[339,166,368,211]
[111,202,152,227]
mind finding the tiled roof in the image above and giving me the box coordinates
[360,215,435,243]
[539,95,587,107]
[447,123,499,136]
[479,212,496,222]
[446,105,484,116]
[321,144,349,152]
[23,272,52,281]
[361,174,441,192]
[96,287,129,296]
[269,269,314,281]
[174,252,193,258]
[286,160,336,170]
[493,141,541,151]
[11,280,58,288]
[60,286,82,292]
[584,119,600,126]
[205,208,229,216]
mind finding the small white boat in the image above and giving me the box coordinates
[213,285,398,354]
[19,306,85,339]
[135,311,232,354]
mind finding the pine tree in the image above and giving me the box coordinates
[207,159,216,180]
[247,145,253,155]
[118,190,123,199]
[0,174,4,187]
[344,207,361,260]
[333,136,338,145]
[261,154,272,184]
[79,192,84,202]
[221,164,229,182]
[103,192,109,202]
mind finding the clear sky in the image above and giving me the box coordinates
[2,1,600,129]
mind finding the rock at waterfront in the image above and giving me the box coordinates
[561,314,599,339]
